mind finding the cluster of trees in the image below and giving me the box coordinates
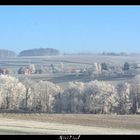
[55,81,137,114]
[18,48,60,57]
[0,75,62,112]
[0,75,139,114]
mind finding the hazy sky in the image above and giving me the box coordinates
[0,6,140,54]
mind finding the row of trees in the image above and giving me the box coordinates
[0,75,61,112]
[55,81,137,114]
[0,75,139,114]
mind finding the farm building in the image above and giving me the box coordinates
[18,66,32,75]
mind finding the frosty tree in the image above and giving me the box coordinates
[20,78,38,111]
[60,82,85,113]
[83,80,118,114]
[0,75,25,110]
[116,82,135,114]
[37,80,62,112]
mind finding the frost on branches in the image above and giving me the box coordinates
[0,75,138,114]
[0,75,26,110]
[54,80,137,114]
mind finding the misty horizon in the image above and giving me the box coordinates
[1,48,140,56]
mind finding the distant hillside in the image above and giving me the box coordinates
[0,49,16,58]
[99,52,128,56]
[18,48,60,57]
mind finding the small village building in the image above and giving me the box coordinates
[24,67,32,75]
[18,66,32,75]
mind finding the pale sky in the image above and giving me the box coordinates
[0,6,140,54]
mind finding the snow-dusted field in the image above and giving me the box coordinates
[0,118,140,135]
[0,114,140,134]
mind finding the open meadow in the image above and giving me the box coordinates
[0,114,140,134]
